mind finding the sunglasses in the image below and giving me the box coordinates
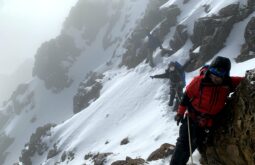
[209,67,227,77]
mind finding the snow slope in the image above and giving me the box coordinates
[1,0,255,165]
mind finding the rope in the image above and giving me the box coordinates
[174,86,194,164]
[187,115,194,165]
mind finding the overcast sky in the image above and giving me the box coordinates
[0,0,78,75]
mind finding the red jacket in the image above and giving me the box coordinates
[178,75,243,127]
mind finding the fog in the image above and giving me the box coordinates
[0,0,78,75]
[0,0,78,104]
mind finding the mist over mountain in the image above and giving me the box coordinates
[0,58,33,105]
[0,0,255,165]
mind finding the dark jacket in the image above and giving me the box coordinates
[147,33,162,50]
[153,69,184,88]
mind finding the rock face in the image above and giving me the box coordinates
[236,17,255,62]
[203,69,255,165]
[19,123,56,165]
[159,5,181,40]
[185,4,239,72]
[184,3,255,72]
[73,72,104,114]
[120,3,180,68]
[170,24,188,51]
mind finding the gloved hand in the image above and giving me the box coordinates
[174,114,183,126]
[150,76,154,79]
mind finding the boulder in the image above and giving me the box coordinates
[147,143,175,161]
[84,152,113,165]
[159,5,181,40]
[111,156,145,165]
[218,4,239,17]
[120,137,129,145]
[236,17,255,62]
[170,24,188,51]
[185,5,238,71]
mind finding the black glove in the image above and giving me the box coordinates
[150,76,154,79]
[174,114,183,126]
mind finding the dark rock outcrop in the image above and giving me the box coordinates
[73,72,104,114]
[19,123,56,165]
[185,5,238,71]
[218,4,239,17]
[159,5,181,40]
[202,69,255,165]
[111,156,145,165]
[120,137,129,145]
[85,152,113,165]
[120,1,164,69]
[47,144,59,159]
[185,3,255,71]
[203,4,211,13]
[60,151,75,163]
[147,143,175,161]
[120,4,180,68]
[191,4,239,49]
[236,17,255,62]
[244,16,255,41]
[170,24,188,51]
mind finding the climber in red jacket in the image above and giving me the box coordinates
[170,56,244,165]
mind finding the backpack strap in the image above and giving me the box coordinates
[199,76,234,105]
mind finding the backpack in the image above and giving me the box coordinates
[174,61,186,86]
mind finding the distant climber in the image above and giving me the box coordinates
[150,61,185,111]
[170,56,244,165]
[145,29,174,67]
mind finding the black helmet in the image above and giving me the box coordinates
[208,56,231,77]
